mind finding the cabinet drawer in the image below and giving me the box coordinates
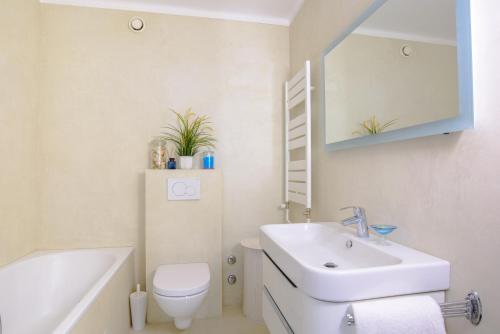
[263,287,293,334]
[262,253,302,332]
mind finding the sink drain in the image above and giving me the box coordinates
[324,262,338,268]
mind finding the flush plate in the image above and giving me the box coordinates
[167,178,201,201]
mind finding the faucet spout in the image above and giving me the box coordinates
[340,206,369,238]
[341,216,360,225]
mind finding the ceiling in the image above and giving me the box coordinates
[356,0,456,45]
[40,0,304,26]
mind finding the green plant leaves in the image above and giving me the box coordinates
[161,108,216,156]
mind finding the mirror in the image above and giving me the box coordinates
[322,0,473,151]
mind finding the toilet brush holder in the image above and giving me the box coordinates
[130,284,147,331]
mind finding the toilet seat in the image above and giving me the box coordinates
[153,263,210,297]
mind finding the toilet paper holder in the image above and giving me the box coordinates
[345,291,482,327]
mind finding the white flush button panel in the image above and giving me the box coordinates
[167,178,201,201]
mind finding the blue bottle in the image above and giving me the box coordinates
[167,158,176,169]
[203,151,215,169]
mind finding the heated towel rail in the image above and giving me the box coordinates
[282,61,312,223]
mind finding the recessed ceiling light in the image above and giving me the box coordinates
[129,17,145,32]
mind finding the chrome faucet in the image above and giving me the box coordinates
[340,206,369,238]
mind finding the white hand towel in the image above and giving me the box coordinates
[351,295,446,334]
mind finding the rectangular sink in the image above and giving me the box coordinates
[260,223,450,302]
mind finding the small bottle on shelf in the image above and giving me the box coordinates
[167,158,176,169]
[202,151,215,169]
[150,138,167,169]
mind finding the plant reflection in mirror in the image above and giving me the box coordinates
[353,116,397,136]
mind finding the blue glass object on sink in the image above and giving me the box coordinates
[370,224,397,236]
[370,225,397,245]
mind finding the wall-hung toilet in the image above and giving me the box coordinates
[153,263,210,330]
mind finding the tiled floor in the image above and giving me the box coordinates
[131,306,269,334]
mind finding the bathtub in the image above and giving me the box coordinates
[0,247,134,334]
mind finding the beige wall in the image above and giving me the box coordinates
[290,0,500,333]
[37,4,288,305]
[0,0,40,266]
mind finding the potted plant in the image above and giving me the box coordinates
[161,108,216,169]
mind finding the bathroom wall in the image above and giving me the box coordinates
[37,4,288,305]
[0,0,40,266]
[290,0,500,333]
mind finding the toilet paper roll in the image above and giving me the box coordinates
[350,295,446,334]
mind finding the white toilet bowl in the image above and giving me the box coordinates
[153,263,210,330]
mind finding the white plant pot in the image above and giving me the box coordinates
[179,156,194,169]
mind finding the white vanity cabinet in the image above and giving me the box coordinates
[263,253,355,334]
[260,223,449,334]
[262,252,444,334]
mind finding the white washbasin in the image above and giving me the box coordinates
[260,223,450,302]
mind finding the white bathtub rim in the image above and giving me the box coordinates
[2,247,134,334]
[50,247,134,334]
[4,245,132,261]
